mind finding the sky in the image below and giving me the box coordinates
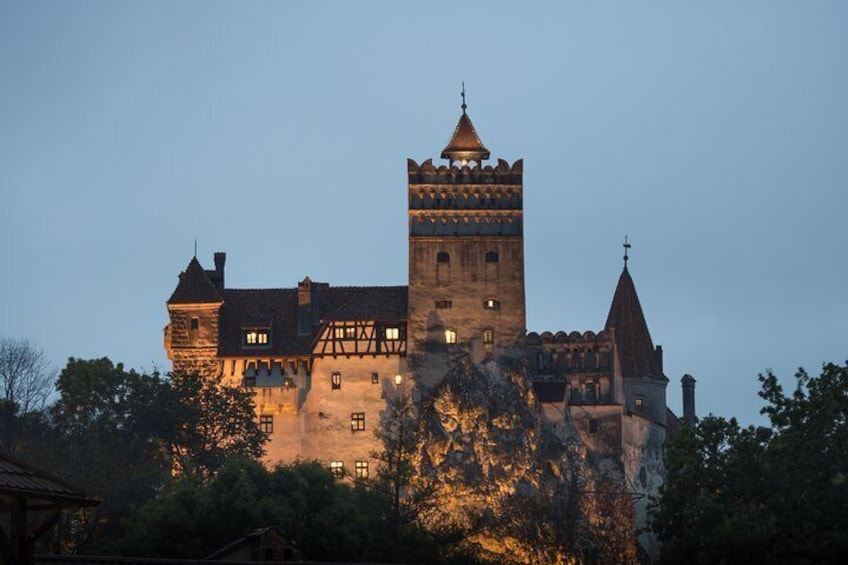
[1,1,846,426]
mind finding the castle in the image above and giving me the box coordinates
[164,96,695,554]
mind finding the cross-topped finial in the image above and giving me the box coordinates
[461,82,467,114]
[623,235,631,267]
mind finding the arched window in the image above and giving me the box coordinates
[437,251,450,263]
[485,251,499,263]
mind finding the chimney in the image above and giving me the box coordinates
[297,277,320,336]
[655,345,663,372]
[681,374,696,426]
[211,252,226,290]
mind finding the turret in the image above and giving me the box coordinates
[165,255,224,378]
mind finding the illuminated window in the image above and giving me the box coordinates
[371,372,379,384]
[259,415,273,434]
[483,330,494,344]
[351,412,365,431]
[331,372,341,390]
[384,327,400,340]
[329,461,344,478]
[635,396,645,408]
[437,251,450,263]
[445,329,457,344]
[485,251,499,263]
[435,299,452,309]
[355,460,369,479]
[333,326,357,340]
[333,327,344,339]
[243,329,270,346]
[484,299,501,310]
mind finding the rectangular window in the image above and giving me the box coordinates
[345,326,356,339]
[190,317,199,330]
[384,327,400,340]
[329,460,344,478]
[334,326,345,339]
[331,372,341,390]
[589,419,599,434]
[371,372,379,384]
[335,325,356,339]
[484,299,501,310]
[355,460,369,479]
[243,329,270,346]
[586,382,597,402]
[435,299,452,309]
[483,330,494,344]
[635,396,644,408]
[259,415,273,434]
[351,412,365,431]
[445,329,457,344]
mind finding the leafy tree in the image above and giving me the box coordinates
[167,371,267,480]
[650,362,848,565]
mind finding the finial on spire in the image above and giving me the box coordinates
[194,237,198,258]
[623,235,631,267]
[461,82,467,115]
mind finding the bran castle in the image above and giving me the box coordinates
[164,98,696,551]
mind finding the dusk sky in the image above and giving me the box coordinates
[2,1,846,426]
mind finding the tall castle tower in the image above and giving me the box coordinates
[407,93,526,376]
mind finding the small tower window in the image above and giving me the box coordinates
[485,251,499,263]
[351,412,365,431]
[190,317,199,330]
[484,299,501,310]
[329,461,344,478]
[445,329,457,344]
[371,372,379,384]
[331,372,342,390]
[435,299,452,309]
[635,395,645,409]
[437,251,450,263]
[483,330,494,345]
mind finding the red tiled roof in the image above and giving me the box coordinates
[604,267,664,380]
[441,112,490,162]
[167,257,223,305]
[0,452,97,509]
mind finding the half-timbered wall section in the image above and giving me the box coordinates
[315,321,408,357]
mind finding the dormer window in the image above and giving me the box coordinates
[384,327,400,340]
[334,325,356,340]
[243,328,270,347]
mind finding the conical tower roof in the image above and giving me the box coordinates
[167,256,222,305]
[441,109,489,164]
[605,266,663,380]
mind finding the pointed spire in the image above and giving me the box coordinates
[605,262,663,380]
[441,84,489,165]
[167,256,223,305]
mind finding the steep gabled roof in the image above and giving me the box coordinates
[167,256,223,305]
[441,111,490,163]
[605,267,663,380]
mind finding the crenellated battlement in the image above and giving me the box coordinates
[408,158,523,185]
[526,329,614,345]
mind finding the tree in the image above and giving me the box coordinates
[167,371,268,480]
[0,337,55,452]
[650,362,848,565]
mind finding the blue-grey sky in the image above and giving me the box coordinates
[2,1,846,426]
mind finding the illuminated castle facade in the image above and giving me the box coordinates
[164,100,694,552]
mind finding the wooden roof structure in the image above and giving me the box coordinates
[1,452,99,565]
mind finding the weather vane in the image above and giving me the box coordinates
[623,235,631,267]
[461,82,467,114]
